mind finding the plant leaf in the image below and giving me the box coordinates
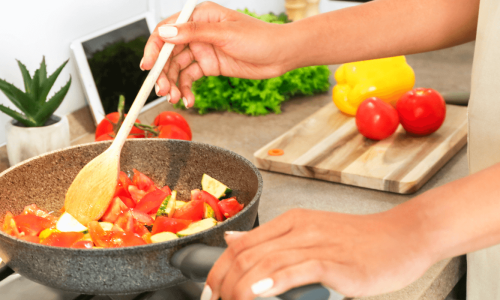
[39,59,69,104]
[39,56,47,88]
[31,68,41,104]
[0,78,33,115]
[16,60,32,93]
[33,76,71,126]
[0,104,37,127]
[8,83,39,116]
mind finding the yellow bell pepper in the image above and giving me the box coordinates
[332,56,415,116]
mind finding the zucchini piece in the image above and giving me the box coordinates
[151,232,179,243]
[201,174,232,199]
[56,212,87,232]
[175,201,187,209]
[98,222,114,231]
[204,203,215,219]
[156,191,177,217]
[177,218,217,237]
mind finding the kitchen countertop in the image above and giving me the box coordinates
[0,42,475,300]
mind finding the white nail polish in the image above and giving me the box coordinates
[139,58,145,71]
[155,83,160,97]
[166,93,171,103]
[251,278,274,295]
[182,97,189,108]
[159,25,178,38]
[200,285,212,300]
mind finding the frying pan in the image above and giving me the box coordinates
[0,139,329,300]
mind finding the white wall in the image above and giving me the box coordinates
[0,0,360,146]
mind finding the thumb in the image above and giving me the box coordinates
[158,22,225,46]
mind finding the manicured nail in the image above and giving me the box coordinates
[182,97,189,108]
[166,93,171,103]
[200,284,212,300]
[225,231,241,236]
[251,278,274,295]
[139,58,145,71]
[159,25,178,38]
[155,83,160,97]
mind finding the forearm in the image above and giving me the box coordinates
[386,162,500,263]
[282,0,479,70]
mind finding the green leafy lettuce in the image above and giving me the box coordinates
[178,9,331,116]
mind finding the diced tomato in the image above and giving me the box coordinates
[109,231,146,247]
[114,185,132,200]
[161,185,172,195]
[128,185,147,203]
[118,196,136,209]
[133,223,150,237]
[89,221,113,248]
[19,235,40,243]
[151,217,192,234]
[2,212,20,237]
[142,232,152,244]
[41,232,84,248]
[114,211,135,233]
[134,189,168,214]
[191,190,224,221]
[217,197,244,219]
[101,197,129,223]
[71,240,94,249]
[21,204,58,225]
[14,214,53,236]
[172,200,205,222]
[118,171,132,191]
[132,169,154,191]
[130,209,154,225]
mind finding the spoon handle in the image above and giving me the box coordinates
[110,0,198,151]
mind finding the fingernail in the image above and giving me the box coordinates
[251,278,274,295]
[200,284,212,300]
[139,58,145,71]
[182,97,189,108]
[159,25,178,38]
[166,93,171,103]
[155,83,160,97]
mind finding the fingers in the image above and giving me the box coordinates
[158,21,226,47]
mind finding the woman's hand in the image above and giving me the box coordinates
[203,208,436,300]
[141,2,293,108]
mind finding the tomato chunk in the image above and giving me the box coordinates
[217,197,244,219]
[114,211,135,233]
[14,214,53,236]
[172,200,205,222]
[132,169,155,191]
[152,217,192,234]
[2,212,20,237]
[118,171,132,192]
[101,197,129,223]
[134,189,169,214]
[89,221,113,248]
[130,209,154,225]
[71,240,94,249]
[109,231,146,247]
[41,232,84,247]
[191,190,224,221]
[128,185,147,203]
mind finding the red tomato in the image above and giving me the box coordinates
[118,171,132,192]
[41,232,84,247]
[95,112,145,141]
[96,134,141,141]
[134,189,169,214]
[71,240,94,249]
[161,185,172,195]
[130,209,154,225]
[142,232,152,244]
[191,190,224,221]
[118,196,136,209]
[133,223,150,237]
[157,125,190,141]
[396,88,446,135]
[356,97,400,140]
[114,211,135,233]
[172,200,205,221]
[217,197,244,219]
[154,111,192,140]
[21,204,58,225]
[89,221,113,248]
[109,231,146,247]
[132,169,155,191]
[19,235,40,243]
[14,214,53,236]
[2,212,20,237]
[151,217,192,234]
[101,197,129,223]
[128,185,147,203]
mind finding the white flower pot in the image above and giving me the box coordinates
[5,115,70,166]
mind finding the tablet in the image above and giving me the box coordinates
[71,12,166,125]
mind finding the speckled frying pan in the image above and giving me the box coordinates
[0,139,328,300]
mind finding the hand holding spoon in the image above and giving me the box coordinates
[64,0,198,225]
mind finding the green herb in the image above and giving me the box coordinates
[0,57,71,127]
[176,10,330,116]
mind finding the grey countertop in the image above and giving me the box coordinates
[0,42,475,300]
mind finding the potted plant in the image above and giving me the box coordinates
[0,57,72,166]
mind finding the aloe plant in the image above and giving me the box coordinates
[0,57,71,127]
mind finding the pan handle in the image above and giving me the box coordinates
[171,244,330,300]
[0,262,15,281]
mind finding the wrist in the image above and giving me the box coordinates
[276,22,309,72]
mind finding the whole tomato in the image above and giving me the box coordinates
[396,88,446,135]
[356,97,400,140]
[157,125,191,141]
[95,112,145,141]
[154,111,192,140]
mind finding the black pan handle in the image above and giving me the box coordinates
[0,262,15,281]
[442,91,469,106]
[171,244,330,300]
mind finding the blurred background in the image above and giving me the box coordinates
[0,0,360,146]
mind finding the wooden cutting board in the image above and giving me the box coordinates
[254,103,467,194]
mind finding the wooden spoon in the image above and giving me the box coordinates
[65,0,198,225]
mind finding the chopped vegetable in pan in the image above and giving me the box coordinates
[1,171,244,248]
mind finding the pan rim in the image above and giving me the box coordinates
[0,138,263,253]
